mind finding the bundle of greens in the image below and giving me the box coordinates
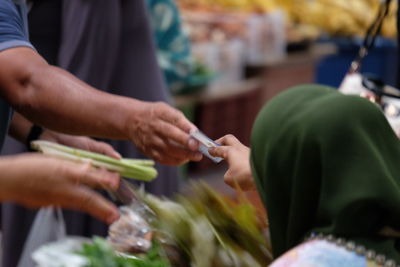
[142,182,273,267]
[72,182,272,267]
[31,141,157,181]
[78,237,169,267]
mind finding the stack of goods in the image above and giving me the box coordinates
[176,0,286,89]
[33,183,272,267]
[280,0,397,39]
[181,0,397,38]
[182,11,249,86]
[178,0,278,13]
[178,0,397,57]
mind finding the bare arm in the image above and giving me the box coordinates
[1,47,139,139]
[0,47,201,165]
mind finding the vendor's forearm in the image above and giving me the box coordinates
[0,47,136,140]
[24,65,135,139]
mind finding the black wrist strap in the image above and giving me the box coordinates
[350,0,392,73]
[26,125,43,151]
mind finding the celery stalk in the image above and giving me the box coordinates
[31,141,157,181]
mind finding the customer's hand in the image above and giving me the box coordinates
[40,130,121,159]
[209,135,255,191]
[129,102,202,165]
[0,154,121,224]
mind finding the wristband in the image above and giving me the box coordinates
[26,125,43,151]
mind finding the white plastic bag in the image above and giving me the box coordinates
[339,72,400,137]
[17,207,66,267]
[32,237,89,267]
[246,11,286,65]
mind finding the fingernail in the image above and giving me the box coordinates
[194,152,203,161]
[108,179,118,190]
[114,152,122,159]
[107,210,120,224]
[189,124,198,131]
[188,139,199,151]
[106,173,120,189]
[109,172,120,179]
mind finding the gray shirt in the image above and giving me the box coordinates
[0,0,34,149]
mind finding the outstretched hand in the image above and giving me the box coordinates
[0,154,121,224]
[209,134,255,191]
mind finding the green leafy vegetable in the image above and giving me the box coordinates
[143,182,273,266]
[76,182,272,267]
[78,237,169,267]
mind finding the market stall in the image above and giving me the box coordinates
[8,0,399,266]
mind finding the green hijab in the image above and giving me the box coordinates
[250,85,400,262]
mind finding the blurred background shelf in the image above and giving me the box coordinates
[171,0,398,222]
[174,43,337,175]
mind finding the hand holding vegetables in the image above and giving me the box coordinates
[209,134,255,190]
[0,154,120,224]
[9,112,122,159]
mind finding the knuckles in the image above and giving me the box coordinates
[153,102,169,115]
[224,134,237,144]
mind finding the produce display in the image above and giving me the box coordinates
[33,183,272,267]
[178,0,397,40]
[178,0,278,13]
[281,0,397,38]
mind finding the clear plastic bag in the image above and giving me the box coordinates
[107,206,153,254]
[106,180,154,254]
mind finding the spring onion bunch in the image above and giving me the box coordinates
[31,141,157,182]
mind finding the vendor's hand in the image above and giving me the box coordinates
[129,101,202,165]
[40,130,121,159]
[0,154,120,224]
[209,135,255,191]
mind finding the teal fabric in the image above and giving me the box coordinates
[250,85,400,262]
[145,0,193,93]
[145,0,213,95]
